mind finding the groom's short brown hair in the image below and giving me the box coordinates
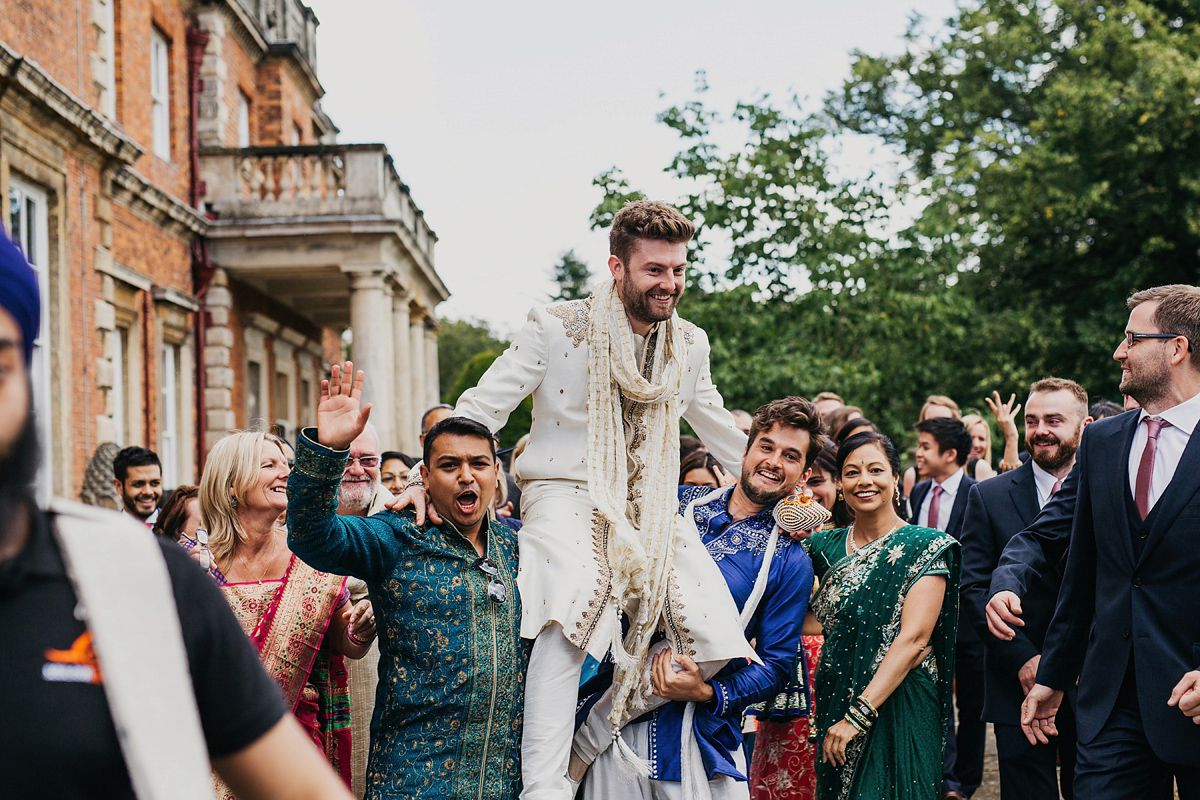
[609,200,695,266]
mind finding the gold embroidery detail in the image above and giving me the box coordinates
[662,567,696,657]
[678,319,696,345]
[546,297,592,348]
[570,509,614,650]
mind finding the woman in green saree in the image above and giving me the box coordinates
[804,431,960,800]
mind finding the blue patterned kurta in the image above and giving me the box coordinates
[287,429,527,800]
[640,486,813,781]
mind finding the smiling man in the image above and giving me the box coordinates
[395,200,753,798]
[111,446,163,524]
[960,378,1091,799]
[572,397,822,799]
[287,364,525,800]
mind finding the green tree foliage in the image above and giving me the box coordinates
[447,351,533,448]
[594,87,983,439]
[437,318,508,403]
[594,3,1193,439]
[549,249,594,301]
[832,0,1200,400]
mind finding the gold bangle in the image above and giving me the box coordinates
[998,460,1020,473]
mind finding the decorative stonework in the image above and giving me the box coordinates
[0,41,141,164]
[204,269,236,452]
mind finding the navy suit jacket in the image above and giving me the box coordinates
[960,461,1065,724]
[911,471,978,643]
[998,410,1200,765]
[909,472,976,542]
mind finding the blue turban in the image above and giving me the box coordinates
[0,227,40,366]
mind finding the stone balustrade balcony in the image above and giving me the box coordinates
[199,143,435,262]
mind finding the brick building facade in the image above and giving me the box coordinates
[0,0,446,501]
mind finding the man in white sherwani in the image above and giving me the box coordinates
[401,201,754,799]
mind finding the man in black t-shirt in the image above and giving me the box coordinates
[0,229,352,799]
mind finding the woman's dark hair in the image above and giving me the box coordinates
[837,431,902,477]
[679,449,721,485]
[811,442,837,478]
[832,432,903,525]
[834,416,879,446]
[153,485,199,539]
[423,416,497,466]
[679,435,704,460]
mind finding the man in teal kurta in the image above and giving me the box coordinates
[287,363,526,800]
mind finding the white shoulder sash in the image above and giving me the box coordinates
[678,488,781,800]
[50,500,214,800]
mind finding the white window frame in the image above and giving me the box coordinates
[237,92,251,148]
[7,178,51,505]
[159,341,181,487]
[151,29,171,160]
[111,326,128,447]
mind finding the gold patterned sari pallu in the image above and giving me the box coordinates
[214,556,352,799]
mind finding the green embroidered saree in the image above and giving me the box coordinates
[806,525,960,800]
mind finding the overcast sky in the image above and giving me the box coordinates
[302,0,958,335]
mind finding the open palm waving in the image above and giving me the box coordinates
[318,362,373,451]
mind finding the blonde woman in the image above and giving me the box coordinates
[960,414,998,481]
[195,431,373,796]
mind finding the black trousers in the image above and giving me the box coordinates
[1074,662,1200,800]
[944,640,987,797]
[993,695,1077,800]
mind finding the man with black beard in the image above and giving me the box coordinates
[0,230,352,799]
[960,378,1091,799]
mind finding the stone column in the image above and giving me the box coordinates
[391,287,414,453]
[425,321,440,409]
[409,309,427,439]
[347,270,395,450]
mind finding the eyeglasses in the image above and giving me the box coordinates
[474,557,507,604]
[1125,331,1192,351]
[344,455,380,469]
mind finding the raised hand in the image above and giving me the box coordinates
[318,362,372,450]
[985,391,1022,437]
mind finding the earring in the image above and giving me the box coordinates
[836,489,844,502]
[230,497,238,509]
[893,486,901,505]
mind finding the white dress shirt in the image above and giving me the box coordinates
[917,468,965,531]
[1030,461,1061,509]
[1126,389,1200,512]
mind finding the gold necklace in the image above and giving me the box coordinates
[847,519,903,554]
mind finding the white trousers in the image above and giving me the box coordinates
[521,623,587,800]
[583,719,748,800]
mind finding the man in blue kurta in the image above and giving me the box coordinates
[287,363,526,800]
[572,397,824,798]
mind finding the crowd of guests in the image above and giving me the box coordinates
[5,204,1200,800]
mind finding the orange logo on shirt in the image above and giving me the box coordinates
[43,631,103,684]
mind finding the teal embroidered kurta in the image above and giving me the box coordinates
[287,429,526,800]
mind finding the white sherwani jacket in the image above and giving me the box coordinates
[455,297,754,661]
